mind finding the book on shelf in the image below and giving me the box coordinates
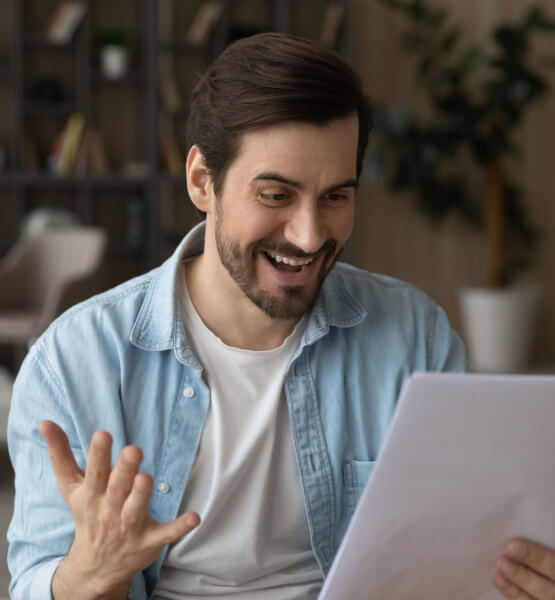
[159,130,185,175]
[186,0,225,46]
[73,128,90,176]
[45,1,87,45]
[46,131,64,174]
[86,129,110,175]
[55,113,85,175]
[320,1,345,47]
[159,68,182,114]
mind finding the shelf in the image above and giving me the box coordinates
[92,69,144,86]
[23,34,77,50]
[0,173,150,188]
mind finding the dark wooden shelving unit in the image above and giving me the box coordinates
[0,0,350,280]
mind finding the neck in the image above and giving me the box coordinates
[184,254,301,351]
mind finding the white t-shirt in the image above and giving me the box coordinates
[153,274,323,599]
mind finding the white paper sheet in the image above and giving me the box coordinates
[318,373,555,600]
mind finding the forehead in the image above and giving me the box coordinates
[229,114,359,182]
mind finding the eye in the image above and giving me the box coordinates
[324,191,350,203]
[258,191,289,204]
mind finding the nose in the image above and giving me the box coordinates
[283,200,326,255]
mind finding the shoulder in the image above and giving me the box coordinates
[320,263,467,372]
[325,262,436,315]
[44,267,158,342]
[24,267,161,389]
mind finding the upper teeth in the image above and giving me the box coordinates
[267,252,314,266]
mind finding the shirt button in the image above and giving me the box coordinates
[183,386,195,398]
[157,481,171,494]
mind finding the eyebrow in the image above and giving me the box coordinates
[252,171,358,194]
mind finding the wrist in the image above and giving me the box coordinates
[52,553,129,600]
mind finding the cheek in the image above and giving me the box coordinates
[225,206,281,244]
[330,205,355,245]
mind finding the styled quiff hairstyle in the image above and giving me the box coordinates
[186,32,371,196]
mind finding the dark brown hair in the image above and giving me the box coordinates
[186,32,371,196]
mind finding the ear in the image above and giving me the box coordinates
[186,145,213,213]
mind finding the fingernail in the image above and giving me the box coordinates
[508,540,526,558]
[500,558,516,576]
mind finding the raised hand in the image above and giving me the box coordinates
[494,538,555,600]
[39,420,200,600]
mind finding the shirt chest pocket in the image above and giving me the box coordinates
[343,459,376,511]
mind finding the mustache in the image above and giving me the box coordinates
[257,239,337,259]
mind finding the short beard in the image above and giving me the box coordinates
[215,219,338,321]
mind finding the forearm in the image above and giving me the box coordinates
[52,554,129,600]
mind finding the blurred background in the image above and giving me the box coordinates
[0,0,554,594]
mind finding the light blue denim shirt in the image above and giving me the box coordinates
[7,222,466,599]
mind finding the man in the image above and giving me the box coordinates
[7,33,554,600]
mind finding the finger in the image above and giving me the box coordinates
[496,556,555,600]
[505,538,555,582]
[146,512,201,548]
[83,431,113,496]
[39,420,83,493]
[105,445,143,510]
[494,571,534,599]
[120,473,154,531]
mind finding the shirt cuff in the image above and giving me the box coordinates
[10,556,62,600]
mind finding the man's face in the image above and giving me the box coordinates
[210,113,358,320]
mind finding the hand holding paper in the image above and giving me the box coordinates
[494,537,555,599]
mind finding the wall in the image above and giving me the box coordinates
[349,0,555,364]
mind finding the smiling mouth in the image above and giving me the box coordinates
[263,250,315,272]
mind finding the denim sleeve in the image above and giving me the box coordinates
[6,342,147,600]
[426,304,468,373]
[7,341,75,599]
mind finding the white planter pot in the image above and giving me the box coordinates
[100,46,128,79]
[458,285,541,373]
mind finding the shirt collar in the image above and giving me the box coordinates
[130,222,366,357]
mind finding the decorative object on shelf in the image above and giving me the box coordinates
[186,0,225,46]
[320,1,346,47]
[368,0,555,372]
[122,161,149,178]
[159,67,182,114]
[85,128,110,174]
[44,0,87,45]
[99,29,130,80]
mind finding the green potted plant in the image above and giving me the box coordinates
[368,0,555,371]
[99,28,130,80]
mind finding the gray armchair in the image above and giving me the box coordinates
[0,227,107,346]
